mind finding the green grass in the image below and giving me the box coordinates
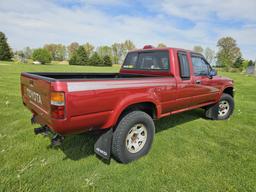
[0,61,256,192]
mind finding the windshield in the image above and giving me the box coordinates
[122,51,169,71]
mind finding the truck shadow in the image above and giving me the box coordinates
[59,109,205,161]
[155,109,204,133]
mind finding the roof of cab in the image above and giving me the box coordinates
[128,45,193,53]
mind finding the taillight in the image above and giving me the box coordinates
[50,92,65,119]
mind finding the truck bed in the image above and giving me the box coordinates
[22,72,162,81]
[21,71,175,134]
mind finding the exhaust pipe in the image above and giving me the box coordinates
[51,134,64,147]
[31,115,36,124]
[34,125,64,146]
[34,126,47,135]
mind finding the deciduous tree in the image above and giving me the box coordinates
[83,42,94,56]
[67,42,79,58]
[157,43,167,48]
[193,45,204,54]
[23,46,33,59]
[32,48,52,64]
[123,40,136,51]
[44,44,66,61]
[216,37,241,70]
[204,47,215,64]
[112,43,126,64]
[97,45,112,58]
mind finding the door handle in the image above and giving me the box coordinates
[195,80,201,84]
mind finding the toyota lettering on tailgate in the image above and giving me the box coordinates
[26,88,42,105]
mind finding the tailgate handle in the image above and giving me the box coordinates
[29,80,34,87]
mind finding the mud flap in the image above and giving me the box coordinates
[94,128,113,160]
[205,103,219,120]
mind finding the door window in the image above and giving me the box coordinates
[191,56,210,76]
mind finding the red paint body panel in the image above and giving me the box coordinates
[21,47,234,135]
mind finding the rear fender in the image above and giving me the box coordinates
[101,94,161,129]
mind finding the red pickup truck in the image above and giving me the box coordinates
[21,46,234,163]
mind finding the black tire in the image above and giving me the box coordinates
[205,93,234,120]
[112,111,155,163]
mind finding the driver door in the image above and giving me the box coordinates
[190,54,219,105]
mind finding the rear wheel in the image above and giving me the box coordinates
[112,111,155,163]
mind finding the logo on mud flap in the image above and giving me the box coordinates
[95,147,107,156]
[26,88,42,105]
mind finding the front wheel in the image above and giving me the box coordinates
[112,111,155,163]
[205,93,234,120]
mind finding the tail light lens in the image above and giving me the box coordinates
[51,92,65,119]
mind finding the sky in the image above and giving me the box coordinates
[0,0,255,60]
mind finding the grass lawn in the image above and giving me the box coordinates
[0,61,256,191]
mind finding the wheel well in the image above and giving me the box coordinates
[223,87,234,97]
[118,102,157,124]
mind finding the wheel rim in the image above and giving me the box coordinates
[218,100,230,117]
[125,124,147,153]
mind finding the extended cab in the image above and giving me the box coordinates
[21,46,234,163]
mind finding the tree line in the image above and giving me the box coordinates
[0,31,255,71]
[193,37,255,71]
[15,40,138,66]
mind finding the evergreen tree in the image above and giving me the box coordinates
[76,46,89,65]
[0,32,13,61]
[69,46,89,65]
[248,60,254,66]
[69,54,77,65]
[89,52,103,66]
[103,55,112,67]
[233,56,244,68]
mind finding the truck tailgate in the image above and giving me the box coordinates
[21,74,52,125]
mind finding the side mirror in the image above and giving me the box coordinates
[209,69,217,78]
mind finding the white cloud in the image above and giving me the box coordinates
[159,0,256,23]
[0,0,255,60]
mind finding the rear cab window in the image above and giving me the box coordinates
[122,51,170,71]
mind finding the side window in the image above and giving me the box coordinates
[178,52,190,79]
[191,56,210,76]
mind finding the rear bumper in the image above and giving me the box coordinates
[32,113,69,134]
[32,110,112,135]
